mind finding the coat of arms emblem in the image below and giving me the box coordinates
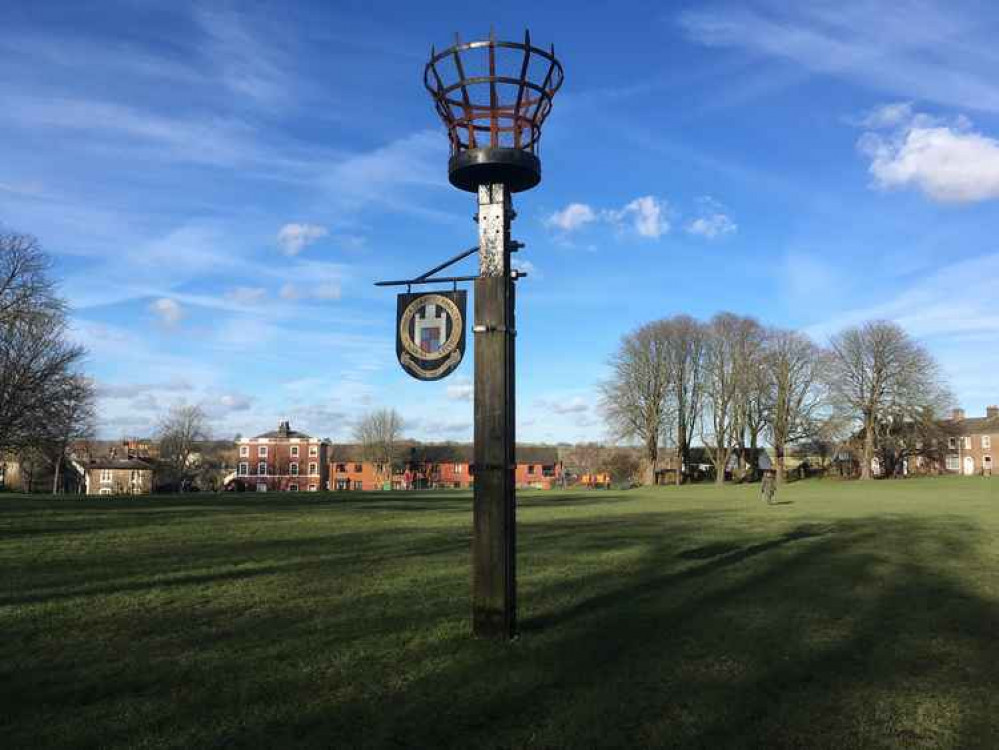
[396,291,467,380]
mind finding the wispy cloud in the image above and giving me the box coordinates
[605,196,670,239]
[277,222,328,255]
[545,203,597,232]
[685,196,738,239]
[678,2,999,113]
[149,298,184,326]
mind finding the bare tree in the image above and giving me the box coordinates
[353,408,405,485]
[762,328,826,484]
[0,234,87,454]
[729,317,766,482]
[600,321,672,485]
[41,375,97,493]
[662,315,707,485]
[701,313,757,485]
[827,320,951,480]
[158,404,210,491]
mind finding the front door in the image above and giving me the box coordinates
[963,456,975,476]
[256,483,268,492]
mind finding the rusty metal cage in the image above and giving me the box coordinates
[424,30,564,192]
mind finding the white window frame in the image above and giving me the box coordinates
[308,484,318,492]
[946,456,960,471]
[309,445,319,457]
[982,435,991,450]
[238,462,248,476]
[454,463,463,474]
[289,483,299,492]
[258,445,268,458]
[963,436,972,450]
[290,462,299,476]
[948,437,957,450]
[258,462,267,476]
[240,445,249,457]
[100,469,113,483]
[100,488,113,495]
[308,462,318,476]
[290,445,299,458]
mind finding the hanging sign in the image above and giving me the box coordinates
[396,291,467,381]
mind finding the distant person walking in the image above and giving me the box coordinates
[761,470,776,505]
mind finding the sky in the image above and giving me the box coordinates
[2,0,999,444]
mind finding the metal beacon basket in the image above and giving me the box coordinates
[424,30,564,193]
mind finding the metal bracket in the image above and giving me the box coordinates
[473,325,516,336]
[374,241,526,288]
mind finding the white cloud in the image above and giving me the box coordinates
[858,107,999,203]
[279,281,340,302]
[225,286,267,305]
[686,197,737,239]
[446,377,473,402]
[545,203,597,232]
[149,298,183,326]
[606,196,669,239]
[277,222,328,256]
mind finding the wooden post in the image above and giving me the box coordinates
[472,182,516,639]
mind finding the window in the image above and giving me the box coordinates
[354,463,363,472]
[130,470,141,483]
[946,456,960,471]
[289,484,299,492]
[453,463,463,474]
[336,463,346,472]
[100,469,112,483]
[543,465,556,477]
[352,481,363,491]
[528,465,536,475]
[240,445,249,457]
[308,484,317,492]
[309,462,318,475]
[100,488,113,495]
[948,437,957,450]
[258,462,267,475]
[963,436,972,450]
[983,436,992,450]
[258,445,268,458]
[290,445,299,458]
[335,479,349,490]
[238,462,248,476]
[309,445,318,457]
[256,483,268,493]
[290,462,299,476]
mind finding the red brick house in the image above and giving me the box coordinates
[231,421,330,492]
[329,443,563,491]
[937,406,998,476]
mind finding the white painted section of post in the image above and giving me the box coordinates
[478,184,510,278]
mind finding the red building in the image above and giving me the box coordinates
[231,421,330,492]
[329,443,563,491]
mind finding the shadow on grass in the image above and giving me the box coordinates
[2,495,998,750]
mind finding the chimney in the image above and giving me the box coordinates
[277,421,291,437]
[987,405,999,419]
[951,408,966,421]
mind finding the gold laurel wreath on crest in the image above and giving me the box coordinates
[400,350,462,379]
[398,294,464,362]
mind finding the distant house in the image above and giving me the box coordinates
[74,457,155,496]
[655,447,772,484]
[230,421,331,493]
[937,406,997,476]
[328,442,563,491]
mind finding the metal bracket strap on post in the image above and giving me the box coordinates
[373,243,525,289]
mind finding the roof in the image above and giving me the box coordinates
[944,417,999,435]
[84,458,154,470]
[252,420,313,440]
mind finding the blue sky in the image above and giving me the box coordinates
[2,0,999,442]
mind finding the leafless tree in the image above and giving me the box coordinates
[0,233,87,454]
[353,408,405,484]
[762,328,827,484]
[661,315,707,485]
[40,374,97,493]
[565,442,607,476]
[600,321,672,484]
[701,313,757,485]
[728,317,766,482]
[827,320,951,480]
[157,404,210,491]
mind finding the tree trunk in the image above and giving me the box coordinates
[52,452,63,494]
[676,425,686,486]
[775,445,786,485]
[749,432,759,483]
[645,437,657,486]
[714,449,727,486]
[861,416,874,480]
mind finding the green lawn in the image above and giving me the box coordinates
[1,478,997,749]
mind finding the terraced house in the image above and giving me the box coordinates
[942,406,997,476]
[230,422,331,492]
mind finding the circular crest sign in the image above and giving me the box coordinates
[396,291,467,380]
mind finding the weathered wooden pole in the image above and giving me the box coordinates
[472,182,517,638]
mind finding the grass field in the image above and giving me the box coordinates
[2,478,997,749]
